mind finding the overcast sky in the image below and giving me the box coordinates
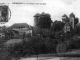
[0,0,80,26]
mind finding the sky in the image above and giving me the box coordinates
[0,0,80,26]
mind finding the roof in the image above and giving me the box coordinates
[69,12,75,18]
[41,12,45,16]
[62,14,68,17]
[34,13,40,17]
[76,23,80,27]
[11,23,31,29]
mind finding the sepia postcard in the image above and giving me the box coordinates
[0,0,80,60]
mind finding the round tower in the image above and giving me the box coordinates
[33,13,40,27]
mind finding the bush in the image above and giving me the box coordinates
[7,36,42,57]
[7,36,59,57]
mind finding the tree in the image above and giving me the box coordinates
[50,20,65,32]
[74,17,79,25]
[33,26,42,35]
[37,12,52,29]
[75,23,80,35]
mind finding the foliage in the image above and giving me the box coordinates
[4,29,19,40]
[44,37,57,53]
[37,13,52,29]
[74,17,79,25]
[7,35,59,57]
[50,20,65,32]
[75,24,80,35]
[33,26,42,35]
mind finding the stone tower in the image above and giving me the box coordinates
[62,14,69,23]
[33,13,40,27]
[69,13,75,29]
